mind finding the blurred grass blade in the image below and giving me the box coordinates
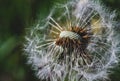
[0,37,17,62]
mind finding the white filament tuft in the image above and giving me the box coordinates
[24,0,120,81]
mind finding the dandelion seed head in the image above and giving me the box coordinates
[24,0,120,81]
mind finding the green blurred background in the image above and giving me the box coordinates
[0,0,120,81]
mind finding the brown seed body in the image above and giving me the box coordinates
[55,27,92,65]
[55,27,91,49]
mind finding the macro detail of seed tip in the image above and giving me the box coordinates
[55,26,92,67]
[55,27,91,49]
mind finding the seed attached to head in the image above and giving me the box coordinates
[54,26,92,65]
[59,31,82,40]
[55,27,91,49]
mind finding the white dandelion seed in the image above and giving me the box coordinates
[24,0,120,81]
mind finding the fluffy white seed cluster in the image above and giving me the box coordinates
[24,0,120,81]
